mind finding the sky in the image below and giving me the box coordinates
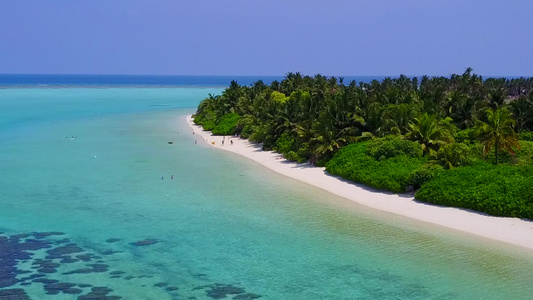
[1,0,532,76]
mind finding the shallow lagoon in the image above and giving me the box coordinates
[0,88,532,299]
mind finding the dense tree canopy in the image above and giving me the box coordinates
[195,69,530,164]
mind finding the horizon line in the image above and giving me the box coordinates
[1,73,531,78]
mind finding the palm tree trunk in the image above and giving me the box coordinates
[495,140,499,165]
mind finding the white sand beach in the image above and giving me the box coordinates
[186,115,533,250]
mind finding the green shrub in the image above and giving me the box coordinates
[415,163,533,219]
[315,156,330,167]
[239,124,255,139]
[455,128,476,143]
[235,115,260,139]
[275,133,295,154]
[516,140,533,165]
[297,142,311,162]
[519,131,533,141]
[202,119,216,131]
[326,142,426,193]
[192,114,202,125]
[275,133,308,162]
[407,163,444,189]
[249,124,268,143]
[285,151,305,162]
[366,137,423,160]
[212,113,241,135]
[436,142,473,169]
[193,110,217,131]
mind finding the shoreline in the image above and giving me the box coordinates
[185,115,533,251]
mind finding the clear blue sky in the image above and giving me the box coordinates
[1,0,531,76]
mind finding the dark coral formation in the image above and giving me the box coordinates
[1,231,261,299]
[154,282,168,287]
[193,283,261,299]
[101,250,122,256]
[0,232,122,299]
[0,233,54,288]
[78,287,121,300]
[0,288,31,300]
[129,239,158,247]
[45,243,84,259]
[63,263,109,275]
[43,282,83,295]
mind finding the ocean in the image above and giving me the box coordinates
[0,75,532,299]
[0,74,387,88]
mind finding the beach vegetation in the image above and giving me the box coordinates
[194,69,533,219]
[406,113,454,156]
[519,131,533,141]
[474,107,520,164]
[366,136,423,160]
[212,113,241,135]
[415,163,533,219]
[326,140,427,193]
[407,163,445,190]
[435,142,474,169]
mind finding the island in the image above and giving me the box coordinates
[189,69,533,249]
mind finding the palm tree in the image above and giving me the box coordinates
[222,80,242,112]
[437,142,471,169]
[380,104,419,135]
[406,113,454,156]
[509,94,533,132]
[474,107,520,164]
[308,90,364,163]
[444,90,480,129]
[311,126,355,164]
[486,87,507,109]
[194,93,219,123]
[419,75,448,117]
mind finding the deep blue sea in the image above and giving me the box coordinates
[0,75,532,299]
[0,74,387,88]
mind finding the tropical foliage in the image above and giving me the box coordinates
[193,69,533,219]
[416,163,533,219]
[474,107,520,164]
[326,139,426,193]
[212,113,241,135]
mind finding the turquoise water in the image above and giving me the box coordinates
[1,88,532,299]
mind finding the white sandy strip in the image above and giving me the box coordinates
[185,115,533,250]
